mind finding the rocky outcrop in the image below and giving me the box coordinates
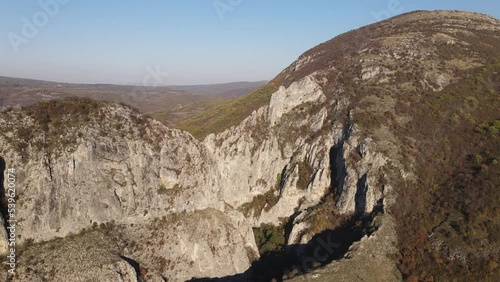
[119,208,257,281]
[0,105,225,245]
[205,74,335,226]
[205,70,402,231]
[14,231,139,282]
[288,212,402,282]
[0,103,258,280]
[268,76,326,126]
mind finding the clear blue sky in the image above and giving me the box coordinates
[0,0,498,85]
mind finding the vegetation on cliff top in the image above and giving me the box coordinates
[175,80,281,140]
[0,98,163,161]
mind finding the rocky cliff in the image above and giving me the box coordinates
[0,10,499,282]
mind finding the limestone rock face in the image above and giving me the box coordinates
[0,106,222,245]
[0,103,260,281]
[204,75,341,228]
[119,208,257,281]
[268,76,326,126]
[204,72,397,230]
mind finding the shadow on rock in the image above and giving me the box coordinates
[188,209,381,282]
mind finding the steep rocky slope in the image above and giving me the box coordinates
[0,10,499,282]
[0,99,258,281]
[196,10,499,281]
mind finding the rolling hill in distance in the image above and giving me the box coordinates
[168,81,268,97]
[0,76,266,127]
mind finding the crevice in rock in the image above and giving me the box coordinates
[330,120,353,200]
[329,143,346,201]
[284,210,302,245]
[355,173,368,215]
[328,146,339,195]
[120,255,144,282]
[278,165,288,197]
[45,156,53,181]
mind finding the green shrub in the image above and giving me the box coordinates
[239,188,279,218]
[253,223,285,255]
[475,120,500,137]
[472,154,483,165]
[449,113,460,124]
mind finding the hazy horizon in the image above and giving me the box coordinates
[1,0,499,85]
[0,73,268,87]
